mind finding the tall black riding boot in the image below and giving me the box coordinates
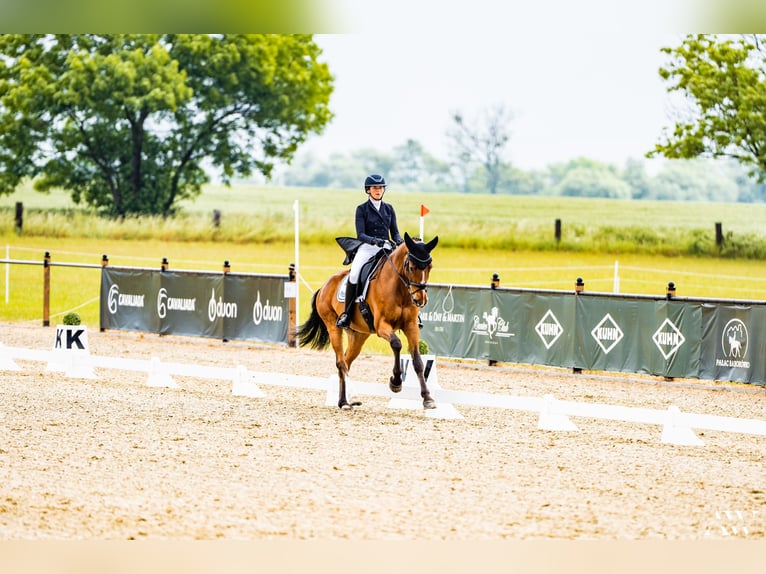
[336,281,357,329]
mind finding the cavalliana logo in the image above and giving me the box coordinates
[716,318,750,369]
[157,287,196,319]
[252,291,282,325]
[652,318,685,360]
[591,313,624,354]
[107,283,145,314]
[535,309,563,349]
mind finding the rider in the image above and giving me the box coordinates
[336,173,404,329]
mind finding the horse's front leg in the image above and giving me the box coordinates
[404,326,436,409]
[376,324,403,393]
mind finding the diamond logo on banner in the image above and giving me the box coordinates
[591,313,624,354]
[652,318,686,360]
[535,309,563,349]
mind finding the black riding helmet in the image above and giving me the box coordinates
[364,173,386,193]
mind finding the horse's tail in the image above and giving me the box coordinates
[296,290,330,350]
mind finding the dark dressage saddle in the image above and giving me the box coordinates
[335,237,390,331]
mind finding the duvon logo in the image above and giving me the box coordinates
[208,288,238,321]
[252,291,283,325]
[716,318,750,369]
[471,306,513,340]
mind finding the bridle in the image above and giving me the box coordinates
[386,250,431,307]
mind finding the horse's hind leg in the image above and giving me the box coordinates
[328,327,352,409]
[344,331,369,406]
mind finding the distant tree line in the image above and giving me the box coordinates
[276,146,766,203]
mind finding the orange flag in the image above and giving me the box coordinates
[420,204,430,217]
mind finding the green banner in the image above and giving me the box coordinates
[572,297,700,378]
[223,274,288,344]
[699,304,766,384]
[101,268,160,333]
[100,267,289,344]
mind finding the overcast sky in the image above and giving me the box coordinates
[301,1,690,171]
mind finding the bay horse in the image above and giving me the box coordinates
[296,232,439,410]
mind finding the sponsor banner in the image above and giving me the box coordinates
[699,305,766,384]
[573,296,641,373]
[100,268,160,333]
[645,300,701,379]
[100,268,289,345]
[516,292,576,367]
[223,274,288,344]
[158,271,223,338]
[572,297,700,378]
[420,285,480,359]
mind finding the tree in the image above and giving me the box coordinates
[649,34,766,183]
[0,34,333,216]
[447,104,512,194]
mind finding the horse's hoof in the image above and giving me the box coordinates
[349,397,362,406]
[423,398,437,409]
[389,376,402,393]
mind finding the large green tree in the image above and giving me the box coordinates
[0,34,333,216]
[649,34,766,182]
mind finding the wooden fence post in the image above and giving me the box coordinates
[15,202,23,232]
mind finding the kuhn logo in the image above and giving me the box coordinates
[535,309,563,349]
[652,318,685,360]
[591,313,624,354]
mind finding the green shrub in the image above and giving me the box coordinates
[63,312,81,325]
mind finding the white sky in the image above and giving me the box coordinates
[302,0,692,171]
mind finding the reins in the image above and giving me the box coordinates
[382,248,430,307]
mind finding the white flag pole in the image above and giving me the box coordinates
[5,244,9,304]
[293,200,300,336]
[419,215,424,240]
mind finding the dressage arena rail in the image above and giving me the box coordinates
[6,251,766,385]
[2,341,765,448]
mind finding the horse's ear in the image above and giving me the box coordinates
[404,232,416,251]
[425,235,439,252]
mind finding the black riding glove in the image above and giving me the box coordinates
[372,238,385,247]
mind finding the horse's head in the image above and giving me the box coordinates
[400,231,439,308]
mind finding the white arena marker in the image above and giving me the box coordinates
[661,405,704,446]
[0,343,21,371]
[147,356,179,389]
[325,375,338,407]
[390,355,464,419]
[537,394,579,431]
[63,350,97,380]
[231,365,265,398]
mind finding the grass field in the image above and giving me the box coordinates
[2,183,766,337]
